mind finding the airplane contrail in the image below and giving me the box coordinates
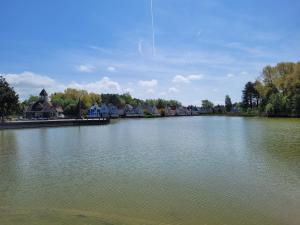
[150,0,155,56]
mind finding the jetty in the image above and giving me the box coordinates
[0,118,110,130]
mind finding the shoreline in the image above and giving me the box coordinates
[1,114,299,130]
[0,118,110,130]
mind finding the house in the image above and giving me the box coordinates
[144,105,160,116]
[124,104,144,117]
[133,105,144,117]
[187,105,200,116]
[24,89,64,119]
[164,106,176,116]
[198,107,213,114]
[87,104,100,118]
[118,108,125,117]
[176,106,187,116]
[108,104,119,118]
[124,104,135,116]
[87,104,109,118]
[231,106,240,113]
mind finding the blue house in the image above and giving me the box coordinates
[108,104,119,118]
[87,104,109,118]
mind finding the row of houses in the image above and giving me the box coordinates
[87,103,215,118]
[23,89,239,120]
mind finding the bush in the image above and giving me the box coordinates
[265,103,274,116]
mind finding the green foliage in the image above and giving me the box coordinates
[265,103,274,116]
[49,88,101,117]
[225,95,232,112]
[145,98,181,108]
[48,89,182,117]
[202,100,214,109]
[214,105,225,114]
[292,94,300,116]
[242,82,260,110]
[159,108,165,116]
[64,104,78,116]
[0,76,19,121]
[243,61,300,117]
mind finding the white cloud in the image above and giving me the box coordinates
[226,73,235,78]
[172,74,203,83]
[2,71,122,98]
[68,77,121,93]
[124,87,134,94]
[146,88,155,94]
[168,87,179,93]
[2,71,65,98]
[77,64,96,73]
[3,71,57,88]
[138,79,158,88]
[107,66,116,72]
[240,71,248,76]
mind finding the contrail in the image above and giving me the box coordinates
[150,0,155,56]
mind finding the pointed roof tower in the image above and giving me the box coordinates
[39,89,48,102]
[40,89,48,97]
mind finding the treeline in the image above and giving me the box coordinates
[241,61,300,117]
[49,90,181,116]
[19,89,182,117]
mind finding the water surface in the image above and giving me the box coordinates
[0,117,299,225]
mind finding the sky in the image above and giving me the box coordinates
[0,0,300,105]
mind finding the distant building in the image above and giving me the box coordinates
[134,105,144,117]
[124,104,134,116]
[87,104,109,118]
[124,104,144,117]
[144,105,160,116]
[108,104,119,118]
[24,89,64,119]
[176,106,188,116]
[165,106,176,116]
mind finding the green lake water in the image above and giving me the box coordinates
[0,116,299,225]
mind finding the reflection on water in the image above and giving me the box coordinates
[0,117,300,225]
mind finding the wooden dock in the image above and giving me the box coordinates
[0,118,110,130]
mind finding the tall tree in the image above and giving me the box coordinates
[242,82,259,110]
[0,76,19,122]
[225,95,232,112]
[201,100,214,109]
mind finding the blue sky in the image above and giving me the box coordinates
[1,0,300,105]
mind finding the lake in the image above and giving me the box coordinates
[0,116,299,225]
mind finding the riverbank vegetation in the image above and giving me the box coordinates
[241,62,300,117]
[0,76,19,121]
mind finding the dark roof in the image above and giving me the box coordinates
[40,89,48,96]
[25,100,61,113]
